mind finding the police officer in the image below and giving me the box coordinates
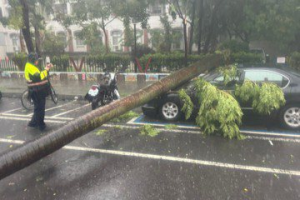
[25,53,53,131]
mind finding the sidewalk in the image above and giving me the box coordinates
[0,78,147,100]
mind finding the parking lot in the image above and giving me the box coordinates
[0,97,300,199]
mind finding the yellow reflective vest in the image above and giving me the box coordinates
[24,62,49,83]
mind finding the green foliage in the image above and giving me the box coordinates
[235,81,286,115]
[165,124,178,130]
[218,65,238,85]
[194,79,243,139]
[42,31,67,56]
[235,80,260,103]
[289,52,300,71]
[139,53,205,72]
[140,125,160,137]
[51,55,70,72]
[231,52,264,65]
[111,111,139,123]
[87,54,131,72]
[6,0,23,29]
[218,40,249,53]
[132,44,155,58]
[12,53,27,71]
[95,129,107,136]
[255,83,286,115]
[178,89,194,120]
[76,23,105,55]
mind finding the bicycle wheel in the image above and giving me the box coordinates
[21,90,34,110]
[50,86,58,104]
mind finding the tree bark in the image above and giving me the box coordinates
[19,0,34,53]
[19,30,26,53]
[0,54,223,180]
[183,19,188,66]
[101,18,110,54]
[34,25,41,56]
[188,0,197,54]
[197,0,204,54]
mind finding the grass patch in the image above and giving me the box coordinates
[111,111,139,123]
[140,125,160,137]
[94,129,107,136]
[165,124,178,130]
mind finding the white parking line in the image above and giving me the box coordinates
[25,100,77,116]
[128,117,300,138]
[1,107,23,114]
[50,103,90,118]
[0,138,300,177]
[0,116,66,124]
[2,115,300,143]
[0,113,74,121]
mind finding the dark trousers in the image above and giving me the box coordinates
[30,90,47,127]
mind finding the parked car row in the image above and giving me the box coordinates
[142,67,300,130]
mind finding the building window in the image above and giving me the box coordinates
[10,34,19,46]
[0,33,5,46]
[74,31,85,47]
[136,30,143,44]
[111,30,122,52]
[149,1,165,15]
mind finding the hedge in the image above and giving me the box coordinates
[11,52,263,72]
[289,52,300,71]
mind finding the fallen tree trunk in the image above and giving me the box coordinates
[0,54,222,180]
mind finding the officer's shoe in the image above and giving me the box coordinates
[28,121,38,128]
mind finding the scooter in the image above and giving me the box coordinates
[85,73,120,110]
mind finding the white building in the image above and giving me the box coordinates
[0,0,186,57]
[0,0,20,59]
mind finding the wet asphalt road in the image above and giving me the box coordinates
[0,97,300,200]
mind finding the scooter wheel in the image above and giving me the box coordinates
[91,101,98,110]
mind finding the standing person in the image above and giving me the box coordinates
[24,53,53,131]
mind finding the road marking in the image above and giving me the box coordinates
[1,107,23,114]
[50,103,90,118]
[2,114,300,143]
[25,100,77,116]
[0,113,74,121]
[103,124,300,143]
[1,138,300,177]
[0,116,66,124]
[129,116,300,138]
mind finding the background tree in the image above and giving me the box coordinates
[41,30,67,56]
[8,0,54,54]
[71,0,116,54]
[168,0,194,63]
[76,23,106,55]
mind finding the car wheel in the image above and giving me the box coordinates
[160,98,182,121]
[280,104,300,129]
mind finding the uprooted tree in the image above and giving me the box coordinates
[0,54,223,180]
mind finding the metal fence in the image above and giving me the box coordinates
[0,58,134,72]
[0,60,19,71]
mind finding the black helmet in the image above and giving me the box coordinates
[27,52,39,63]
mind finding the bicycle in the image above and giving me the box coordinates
[21,75,58,110]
